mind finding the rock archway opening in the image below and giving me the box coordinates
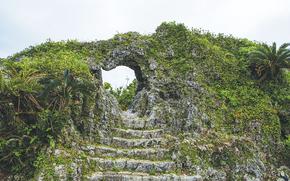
[102,66,135,89]
[102,66,144,110]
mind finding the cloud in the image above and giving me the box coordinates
[1,0,290,57]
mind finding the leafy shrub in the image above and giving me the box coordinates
[104,80,137,110]
[0,42,96,177]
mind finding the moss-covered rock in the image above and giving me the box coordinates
[1,22,289,180]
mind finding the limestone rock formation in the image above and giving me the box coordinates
[1,22,289,180]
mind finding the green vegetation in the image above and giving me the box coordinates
[0,22,289,179]
[250,42,290,82]
[104,80,137,110]
[180,132,256,170]
[152,22,289,166]
[0,41,97,177]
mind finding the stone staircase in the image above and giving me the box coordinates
[84,111,202,181]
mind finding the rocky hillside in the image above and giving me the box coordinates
[0,22,289,180]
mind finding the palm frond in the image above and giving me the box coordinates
[262,43,272,55]
[278,43,290,51]
[277,51,290,63]
[271,42,277,55]
[249,42,290,82]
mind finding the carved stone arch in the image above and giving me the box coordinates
[101,49,148,92]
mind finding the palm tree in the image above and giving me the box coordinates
[250,42,290,82]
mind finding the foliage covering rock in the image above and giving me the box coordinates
[0,22,289,180]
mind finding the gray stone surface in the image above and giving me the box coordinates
[82,145,169,160]
[120,111,163,129]
[88,172,203,181]
[89,157,175,173]
[109,137,166,148]
[112,128,164,139]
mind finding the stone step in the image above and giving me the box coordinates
[88,171,203,181]
[112,128,164,139]
[121,111,165,129]
[120,119,159,129]
[88,157,176,173]
[109,137,166,148]
[82,145,170,160]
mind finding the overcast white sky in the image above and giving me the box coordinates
[1,0,290,87]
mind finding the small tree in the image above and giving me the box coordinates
[250,42,290,82]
